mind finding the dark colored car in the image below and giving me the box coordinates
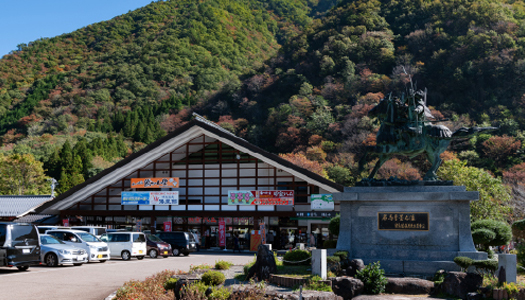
[0,222,41,271]
[155,231,196,256]
[145,234,172,258]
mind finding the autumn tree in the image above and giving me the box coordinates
[279,153,328,178]
[0,153,50,195]
[437,160,512,222]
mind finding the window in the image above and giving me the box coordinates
[11,225,38,241]
[133,234,145,243]
[0,225,6,246]
[64,233,80,243]
[277,182,308,203]
[49,232,65,241]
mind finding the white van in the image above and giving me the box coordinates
[37,226,70,234]
[70,226,107,238]
[46,229,110,263]
[100,232,147,260]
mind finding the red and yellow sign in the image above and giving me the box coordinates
[131,177,179,189]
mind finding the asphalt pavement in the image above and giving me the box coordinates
[0,252,255,300]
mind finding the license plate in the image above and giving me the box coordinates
[139,250,143,254]
[22,249,30,254]
[163,251,168,255]
[97,254,103,258]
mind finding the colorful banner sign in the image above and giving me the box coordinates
[136,219,142,232]
[131,177,179,189]
[164,221,172,232]
[218,220,226,247]
[260,223,266,245]
[62,219,69,227]
[228,190,294,205]
[310,194,334,210]
[121,191,179,205]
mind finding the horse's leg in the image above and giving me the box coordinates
[423,150,442,181]
[368,154,390,179]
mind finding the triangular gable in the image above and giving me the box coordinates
[38,118,343,214]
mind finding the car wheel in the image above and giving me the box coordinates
[16,266,29,271]
[73,263,83,266]
[149,249,158,258]
[137,256,144,260]
[45,253,58,267]
[172,248,180,256]
[121,251,131,261]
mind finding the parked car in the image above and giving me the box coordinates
[145,234,172,258]
[154,231,196,256]
[46,229,109,263]
[0,222,40,271]
[70,226,107,238]
[39,234,88,267]
[100,232,146,260]
[36,226,70,234]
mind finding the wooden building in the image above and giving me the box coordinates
[38,115,343,249]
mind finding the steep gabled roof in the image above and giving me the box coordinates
[38,117,344,214]
[0,195,53,218]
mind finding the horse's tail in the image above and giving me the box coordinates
[451,126,498,139]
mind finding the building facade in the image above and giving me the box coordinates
[38,116,343,250]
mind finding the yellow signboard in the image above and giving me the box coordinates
[131,178,179,189]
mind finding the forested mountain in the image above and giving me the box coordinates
[1,0,525,220]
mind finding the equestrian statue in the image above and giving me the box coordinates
[359,88,496,182]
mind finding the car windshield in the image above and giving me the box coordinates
[147,234,163,242]
[77,232,101,242]
[187,233,196,243]
[40,235,64,245]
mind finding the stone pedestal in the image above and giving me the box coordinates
[498,254,517,283]
[312,249,327,279]
[333,186,487,276]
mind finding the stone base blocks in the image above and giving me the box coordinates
[333,186,487,277]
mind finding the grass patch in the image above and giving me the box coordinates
[189,263,212,273]
[215,260,234,270]
[293,275,332,292]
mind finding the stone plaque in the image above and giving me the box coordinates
[378,212,429,231]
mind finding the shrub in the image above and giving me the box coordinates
[333,251,348,261]
[513,219,525,242]
[283,249,311,266]
[209,286,232,300]
[327,256,341,265]
[163,278,178,291]
[472,229,496,246]
[322,240,337,249]
[453,256,474,272]
[517,243,525,266]
[201,270,226,286]
[329,215,340,236]
[472,260,498,277]
[355,262,388,295]
[215,260,234,270]
[471,219,512,251]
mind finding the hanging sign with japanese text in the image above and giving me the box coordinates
[164,221,172,232]
[131,177,179,189]
[227,190,294,205]
[121,191,179,205]
[310,194,334,210]
[218,220,226,247]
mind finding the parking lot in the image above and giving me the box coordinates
[0,252,254,300]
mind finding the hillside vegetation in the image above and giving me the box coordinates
[1,0,525,220]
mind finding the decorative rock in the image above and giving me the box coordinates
[346,259,365,277]
[332,277,364,300]
[172,275,200,300]
[246,244,277,281]
[385,277,435,294]
[436,271,482,300]
[265,290,343,300]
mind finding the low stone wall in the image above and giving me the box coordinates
[269,274,332,288]
[492,288,525,300]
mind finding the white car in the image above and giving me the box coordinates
[39,234,88,267]
[46,229,110,263]
[100,232,147,260]
[70,226,107,238]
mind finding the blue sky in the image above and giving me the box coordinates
[0,0,155,58]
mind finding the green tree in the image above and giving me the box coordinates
[0,153,50,195]
[437,160,512,222]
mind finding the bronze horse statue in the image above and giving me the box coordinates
[359,94,496,181]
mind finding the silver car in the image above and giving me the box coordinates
[40,234,88,267]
